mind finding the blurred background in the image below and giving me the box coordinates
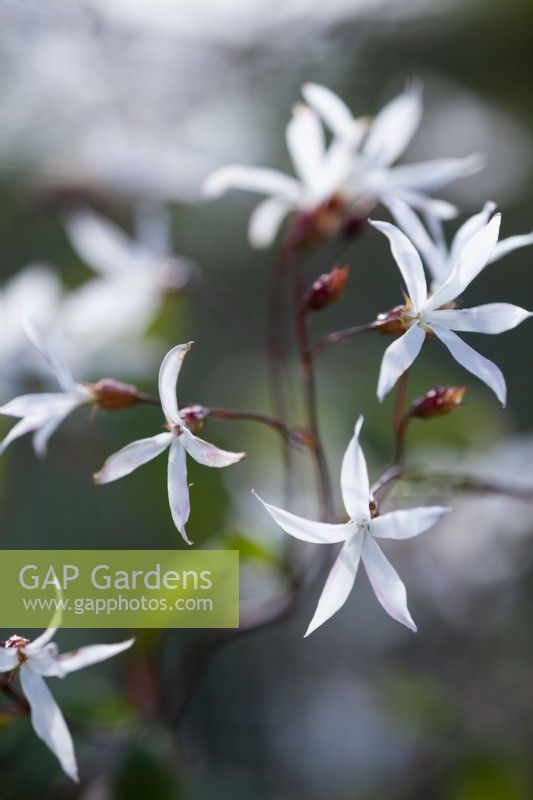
[0,0,533,797]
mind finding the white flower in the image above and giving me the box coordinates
[302,81,483,220]
[254,416,449,636]
[0,628,133,782]
[387,199,533,289]
[202,103,355,248]
[371,213,532,405]
[94,343,245,544]
[62,206,192,346]
[0,322,92,457]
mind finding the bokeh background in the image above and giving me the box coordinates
[0,0,533,797]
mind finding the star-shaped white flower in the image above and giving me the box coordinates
[371,213,532,405]
[0,322,93,457]
[255,416,449,636]
[387,199,533,290]
[0,628,133,782]
[94,343,245,543]
[202,103,356,248]
[302,81,482,220]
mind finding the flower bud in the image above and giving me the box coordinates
[88,379,141,411]
[179,404,209,434]
[410,386,466,419]
[304,265,350,312]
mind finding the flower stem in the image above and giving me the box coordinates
[312,320,385,356]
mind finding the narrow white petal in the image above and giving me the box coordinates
[430,323,506,406]
[377,324,425,401]
[0,393,80,419]
[425,214,501,312]
[64,207,146,278]
[0,648,19,671]
[370,219,427,309]
[158,342,192,423]
[384,199,446,285]
[167,439,191,544]
[449,201,497,262]
[286,105,325,188]
[361,536,416,632]
[384,189,458,220]
[1,415,45,454]
[94,432,172,484]
[254,491,353,544]
[426,304,531,334]
[20,666,78,782]
[363,82,423,167]
[202,165,301,203]
[35,639,134,677]
[301,83,356,141]
[248,197,290,249]
[340,415,370,521]
[371,506,449,540]
[315,139,354,202]
[180,427,245,468]
[22,319,77,393]
[384,154,484,192]
[488,232,533,264]
[305,534,363,637]
[26,628,58,653]
[32,402,81,458]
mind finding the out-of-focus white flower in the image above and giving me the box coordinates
[0,322,92,457]
[255,416,448,635]
[61,206,192,346]
[371,213,532,404]
[94,343,245,543]
[0,628,133,782]
[203,104,356,248]
[388,199,533,289]
[303,82,482,220]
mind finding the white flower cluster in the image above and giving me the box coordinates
[0,81,532,782]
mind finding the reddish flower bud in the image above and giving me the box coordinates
[88,378,141,411]
[410,386,466,419]
[179,404,209,434]
[305,265,350,312]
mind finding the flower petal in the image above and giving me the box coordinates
[340,415,370,521]
[180,427,245,467]
[248,197,290,249]
[361,535,416,631]
[363,82,422,167]
[384,199,446,286]
[93,432,172,484]
[384,154,484,193]
[26,627,58,654]
[384,188,458,220]
[488,232,533,264]
[32,401,81,458]
[377,323,425,401]
[371,506,449,540]
[370,219,427,309]
[426,304,531,334]
[301,83,360,143]
[167,439,191,544]
[22,319,77,394]
[0,647,19,672]
[253,491,353,544]
[430,322,506,406]
[286,104,325,189]
[0,393,81,420]
[449,201,497,263]
[19,666,78,782]
[425,214,501,312]
[35,639,134,678]
[158,342,192,423]
[1,415,45,454]
[64,207,149,278]
[305,534,363,637]
[202,165,301,203]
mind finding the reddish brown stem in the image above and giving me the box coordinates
[312,320,385,356]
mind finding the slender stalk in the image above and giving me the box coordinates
[0,675,29,715]
[312,320,385,355]
[295,297,334,522]
[206,407,294,441]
